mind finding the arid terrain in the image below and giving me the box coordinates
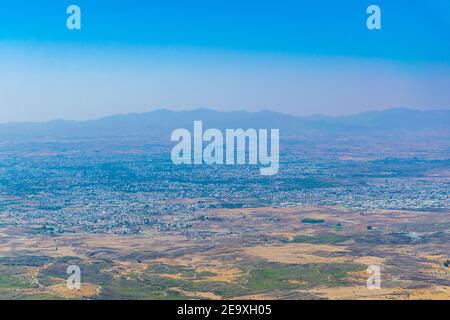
[1,110,449,300]
[1,205,449,300]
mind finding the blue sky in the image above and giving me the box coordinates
[0,0,449,122]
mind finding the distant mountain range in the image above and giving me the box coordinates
[0,108,448,140]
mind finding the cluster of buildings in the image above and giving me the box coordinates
[0,144,448,235]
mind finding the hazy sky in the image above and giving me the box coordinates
[0,0,449,122]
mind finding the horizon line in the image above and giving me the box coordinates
[0,106,449,126]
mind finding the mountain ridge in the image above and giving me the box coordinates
[0,108,448,140]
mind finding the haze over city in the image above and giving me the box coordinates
[1,0,449,123]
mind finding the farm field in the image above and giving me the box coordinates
[1,205,449,300]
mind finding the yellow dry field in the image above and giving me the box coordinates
[195,267,242,283]
[47,282,100,299]
[102,259,150,277]
[309,285,450,300]
[148,256,243,283]
[243,243,349,264]
[169,287,221,300]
